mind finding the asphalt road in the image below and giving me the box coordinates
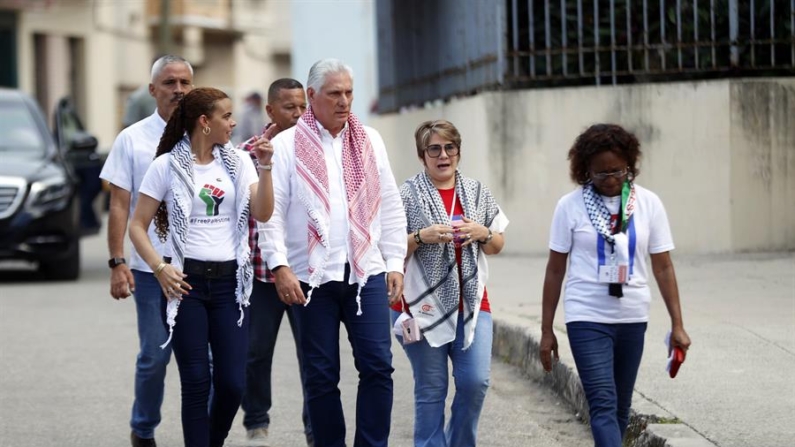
[0,232,592,447]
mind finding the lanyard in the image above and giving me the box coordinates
[448,188,457,221]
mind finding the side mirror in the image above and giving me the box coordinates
[68,131,98,153]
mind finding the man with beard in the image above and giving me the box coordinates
[237,78,312,446]
[99,55,194,447]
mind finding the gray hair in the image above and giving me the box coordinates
[150,55,194,83]
[306,58,354,92]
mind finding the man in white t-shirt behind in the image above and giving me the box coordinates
[99,55,194,447]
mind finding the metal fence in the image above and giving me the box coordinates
[375,0,795,113]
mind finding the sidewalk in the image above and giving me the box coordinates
[488,252,795,447]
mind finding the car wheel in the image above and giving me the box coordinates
[40,241,81,281]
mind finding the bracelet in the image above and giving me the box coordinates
[153,262,167,278]
[479,229,493,244]
[413,229,424,245]
[258,162,274,172]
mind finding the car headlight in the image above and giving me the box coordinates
[25,175,73,215]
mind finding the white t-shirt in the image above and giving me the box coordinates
[99,111,167,272]
[139,148,259,262]
[548,184,675,324]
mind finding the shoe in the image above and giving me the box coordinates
[245,427,269,447]
[130,431,157,447]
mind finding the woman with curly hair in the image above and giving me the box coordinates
[539,124,691,447]
[129,87,274,447]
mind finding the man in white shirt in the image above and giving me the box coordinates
[99,55,193,447]
[259,59,406,447]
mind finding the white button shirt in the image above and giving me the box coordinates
[99,110,167,272]
[259,122,407,285]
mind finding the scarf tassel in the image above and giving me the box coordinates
[305,287,315,306]
[160,326,174,349]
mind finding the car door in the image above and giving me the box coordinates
[53,97,104,235]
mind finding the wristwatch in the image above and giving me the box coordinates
[108,257,126,269]
[480,229,493,244]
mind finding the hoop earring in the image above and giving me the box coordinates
[202,126,211,136]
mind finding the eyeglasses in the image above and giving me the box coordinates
[425,143,459,158]
[591,168,629,180]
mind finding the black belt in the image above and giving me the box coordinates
[182,258,237,278]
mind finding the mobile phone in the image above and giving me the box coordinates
[451,214,465,246]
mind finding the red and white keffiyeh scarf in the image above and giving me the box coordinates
[294,107,381,312]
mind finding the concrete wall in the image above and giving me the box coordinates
[371,78,795,254]
[291,0,377,123]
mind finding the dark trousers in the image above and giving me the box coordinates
[171,273,249,447]
[293,271,393,447]
[242,280,312,438]
[567,321,647,447]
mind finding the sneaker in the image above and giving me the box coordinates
[130,431,157,447]
[245,427,269,447]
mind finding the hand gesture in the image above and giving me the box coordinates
[252,135,274,167]
[539,331,559,372]
[387,272,404,306]
[156,264,191,301]
[670,326,691,360]
[263,123,282,140]
[110,264,135,300]
[418,224,455,244]
[273,266,306,305]
[455,216,489,247]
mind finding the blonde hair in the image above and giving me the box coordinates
[413,120,462,159]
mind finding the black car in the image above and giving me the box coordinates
[0,88,102,280]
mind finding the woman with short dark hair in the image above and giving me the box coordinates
[540,123,691,447]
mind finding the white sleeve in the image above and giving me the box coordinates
[138,155,169,202]
[369,128,408,273]
[548,196,573,253]
[489,206,510,233]
[99,131,134,191]
[258,133,291,269]
[647,192,675,254]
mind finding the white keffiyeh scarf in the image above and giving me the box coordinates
[160,136,253,348]
[293,107,381,313]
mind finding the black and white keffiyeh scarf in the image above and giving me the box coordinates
[401,170,500,349]
[161,136,253,348]
[582,181,636,297]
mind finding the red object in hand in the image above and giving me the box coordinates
[669,346,685,378]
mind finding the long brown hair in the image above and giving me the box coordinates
[154,87,229,241]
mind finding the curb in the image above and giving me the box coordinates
[492,320,715,447]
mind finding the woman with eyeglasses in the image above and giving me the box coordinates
[539,124,691,447]
[390,120,509,447]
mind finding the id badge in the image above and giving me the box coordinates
[598,264,628,283]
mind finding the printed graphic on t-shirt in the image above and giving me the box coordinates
[192,183,231,226]
[199,184,225,216]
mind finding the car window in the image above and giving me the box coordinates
[0,100,46,156]
[56,101,85,152]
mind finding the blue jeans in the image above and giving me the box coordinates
[171,273,249,447]
[567,322,647,447]
[293,271,393,447]
[392,310,492,447]
[242,280,312,439]
[130,270,172,439]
